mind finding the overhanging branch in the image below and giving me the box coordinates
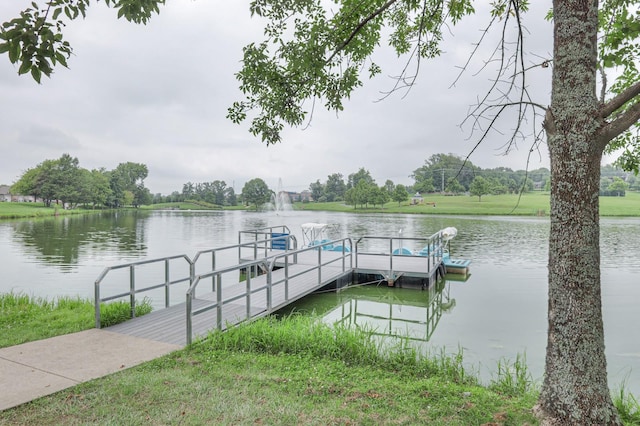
[600,80,640,119]
[598,99,640,149]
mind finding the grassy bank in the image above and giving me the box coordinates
[0,315,539,425]
[0,203,105,220]
[0,293,152,348]
[3,192,640,219]
[1,297,639,425]
[296,191,640,217]
[140,201,223,211]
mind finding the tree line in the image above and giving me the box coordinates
[11,154,150,208]
[151,181,237,206]
[12,152,633,210]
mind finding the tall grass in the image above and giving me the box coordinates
[99,298,153,327]
[489,354,536,397]
[0,292,95,347]
[0,292,153,347]
[614,379,640,424]
[198,314,475,385]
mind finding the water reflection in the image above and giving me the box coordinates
[283,278,460,343]
[10,211,149,271]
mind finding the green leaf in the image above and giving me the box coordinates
[30,65,41,83]
[18,59,31,75]
[8,41,20,63]
[0,42,9,54]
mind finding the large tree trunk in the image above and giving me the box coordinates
[536,1,621,424]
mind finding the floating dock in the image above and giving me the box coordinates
[96,225,470,346]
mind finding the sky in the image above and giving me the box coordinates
[0,2,614,195]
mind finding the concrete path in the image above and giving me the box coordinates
[0,329,181,411]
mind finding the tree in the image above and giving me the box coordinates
[468,176,491,202]
[392,184,409,205]
[369,185,390,208]
[324,173,346,201]
[607,177,628,197]
[412,154,479,192]
[445,178,465,195]
[242,178,271,211]
[109,162,149,207]
[211,180,228,206]
[5,0,640,423]
[347,167,375,189]
[50,153,82,207]
[11,167,41,203]
[309,180,324,202]
[225,187,237,206]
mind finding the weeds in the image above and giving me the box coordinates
[614,379,640,425]
[490,354,535,397]
[99,298,153,327]
[0,292,95,347]
[0,292,153,347]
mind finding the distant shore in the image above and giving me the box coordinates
[2,191,640,220]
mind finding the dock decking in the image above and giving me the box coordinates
[99,227,453,347]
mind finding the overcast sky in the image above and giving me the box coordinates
[0,2,615,195]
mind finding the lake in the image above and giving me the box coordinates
[1,209,638,394]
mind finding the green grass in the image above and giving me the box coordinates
[0,315,540,425]
[297,191,640,216]
[2,302,640,425]
[0,202,104,220]
[5,191,640,218]
[141,201,222,210]
[0,293,152,348]
[0,293,95,347]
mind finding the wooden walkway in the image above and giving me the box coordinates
[102,235,447,347]
[106,259,351,346]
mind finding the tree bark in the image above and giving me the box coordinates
[536,1,621,424]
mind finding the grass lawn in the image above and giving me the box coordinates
[296,191,640,217]
[0,202,101,220]
[3,192,640,219]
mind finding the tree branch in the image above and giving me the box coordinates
[598,99,640,148]
[326,0,398,65]
[600,80,640,119]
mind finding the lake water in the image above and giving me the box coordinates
[1,210,639,393]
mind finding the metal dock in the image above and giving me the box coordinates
[96,225,451,347]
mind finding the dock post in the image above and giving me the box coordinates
[216,273,222,330]
[129,265,136,318]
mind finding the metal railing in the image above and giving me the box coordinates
[186,237,353,344]
[354,230,445,276]
[191,233,298,293]
[94,254,193,328]
[238,225,295,260]
[94,232,298,329]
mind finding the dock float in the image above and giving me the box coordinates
[95,225,470,346]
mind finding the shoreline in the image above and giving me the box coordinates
[3,191,640,220]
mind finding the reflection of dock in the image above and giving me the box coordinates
[96,225,467,346]
[325,283,454,342]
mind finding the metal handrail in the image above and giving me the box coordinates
[94,254,193,328]
[185,237,353,344]
[94,234,297,329]
[267,238,354,304]
[186,258,270,342]
[238,225,293,259]
[354,231,445,276]
[192,234,298,288]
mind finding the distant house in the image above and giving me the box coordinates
[299,190,313,202]
[0,185,10,202]
[0,184,39,202]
